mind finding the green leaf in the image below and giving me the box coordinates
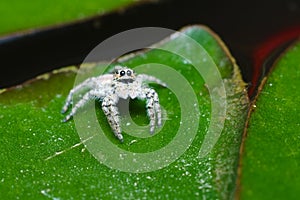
[0,25,248,199]
[238,41,300,199]
[0,0,137,36]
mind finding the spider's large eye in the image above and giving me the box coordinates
[127,70,132,76]
[120,70,126,76]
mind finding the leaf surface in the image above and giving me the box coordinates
[239,40,300,200]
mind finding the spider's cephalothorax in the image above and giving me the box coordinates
[61,65,167,142]
[113,66,135,83]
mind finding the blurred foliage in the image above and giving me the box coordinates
[0,0,137,35]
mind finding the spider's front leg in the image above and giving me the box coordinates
[140,88,162,134]
[63,89,100,122]
[61,77,97,113]
[136,74,167,87]
[102,95,123,142]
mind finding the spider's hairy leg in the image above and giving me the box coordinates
[62,77,97,113]
[137,74,168,87]
[102,95,123,142]
[154,95,162,127]
[144,88,161,133]
[63,90,100,122]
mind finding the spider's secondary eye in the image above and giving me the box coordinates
[127,70,132,76]
[120,70,126,76]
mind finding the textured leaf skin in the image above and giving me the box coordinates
[239,41,300,200]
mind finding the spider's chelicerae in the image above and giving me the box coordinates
[62,65,167,142]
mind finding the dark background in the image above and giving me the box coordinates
[1,0,300,96]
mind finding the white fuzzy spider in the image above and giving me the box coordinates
[62,65,167,142]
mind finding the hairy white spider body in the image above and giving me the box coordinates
[62,66,167,142]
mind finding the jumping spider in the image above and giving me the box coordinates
[62,65,167,142]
